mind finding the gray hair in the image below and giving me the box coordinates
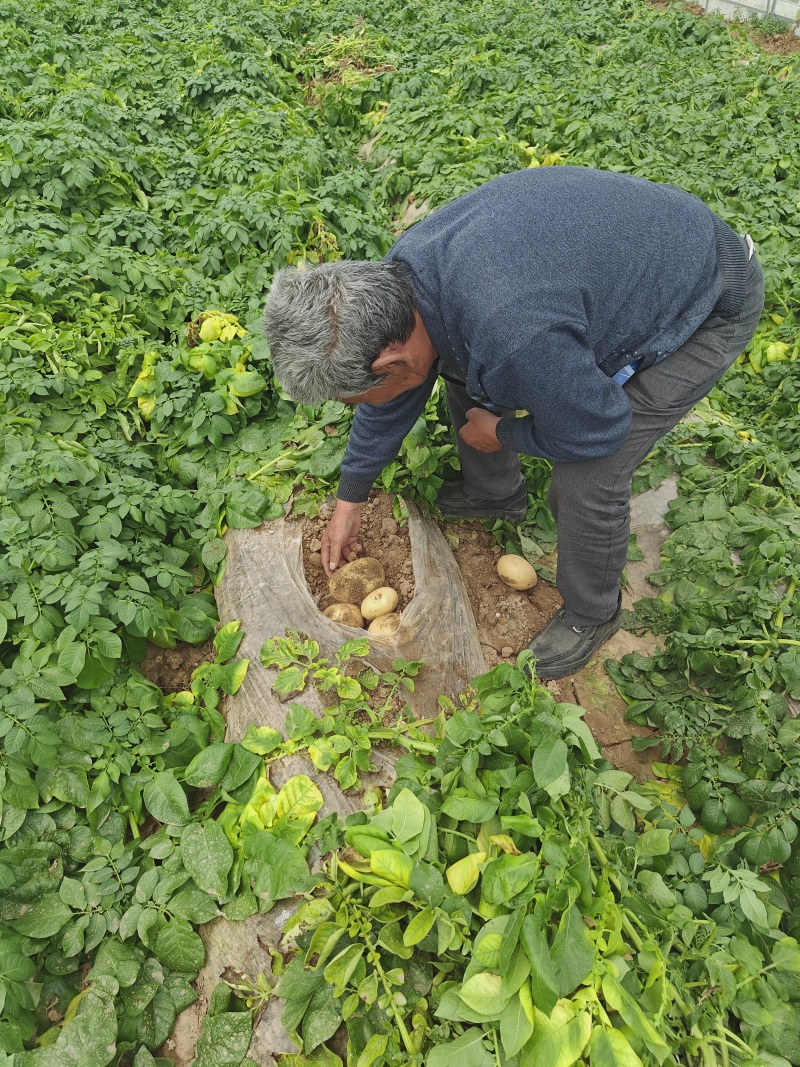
[262,260,417,404]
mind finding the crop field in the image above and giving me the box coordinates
[1,0,800,1064]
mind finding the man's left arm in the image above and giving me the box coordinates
[337,364,438,502]
[477,324,633,462]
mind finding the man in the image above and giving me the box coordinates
[262,166,763,679]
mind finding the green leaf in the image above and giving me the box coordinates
[143,772,190,825]
[550,906,595,997]
[601,975,671,1064]
[323,944,364,998]
[531,734,568,790]
[95,631,123,660]
[57,643,87,681]
[8,894,73,939]
[356,1034,388,1067]
[773,938,800,974]
[637,870,676,909]
[403,905,436,947]
[440,789,499,823]
[154,918,205,972]
[634,829,671,859]
[481,854,540,905]
[739,886,769,928]
[391,787,427,843]
[501,984,535,1058]
[181,821,234,902]
[589,1026,644,1067]
[427,1028,494,1067]
[521,916,559,1016]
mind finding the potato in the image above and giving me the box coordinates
[329,556,385,604]
[368,612,401,636]
[323,603,364,628]
[497,553,538,590]
[361,586,399,621]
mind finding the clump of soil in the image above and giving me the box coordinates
[302,492,415,616]
[139,639,215,692]
[439,519,563,669]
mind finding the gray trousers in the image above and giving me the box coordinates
[445,251,764,627]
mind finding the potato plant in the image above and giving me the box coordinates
[1,0,800,1062]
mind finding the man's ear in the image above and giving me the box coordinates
[370,345,414,376]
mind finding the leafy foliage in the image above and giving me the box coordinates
[275,658,800,1065]
[2,0,800,1060]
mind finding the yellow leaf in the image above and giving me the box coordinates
[276,775,324,823]
[446,851,486,894]
[337,857,392,886]
[370,848,414,887]
[490,834,522,855]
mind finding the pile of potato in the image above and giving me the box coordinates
[322,557,402,635]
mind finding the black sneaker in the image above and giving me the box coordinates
[526,601,622,680]
[435,480,528,523]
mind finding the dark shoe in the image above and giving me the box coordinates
[435,480,528,523]
[527,601,622,680]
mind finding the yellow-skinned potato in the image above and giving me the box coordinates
[323,603,364,628]
[329,557,385,604]
[497,554,538,590]
[361,586,399,621]
[368,612,401,636]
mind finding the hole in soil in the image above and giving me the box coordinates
[140,638,215,692]
[302,491,416,622]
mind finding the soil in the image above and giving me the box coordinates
[439,519,563,669]
[139,639,215,692]
[302,491,416,617]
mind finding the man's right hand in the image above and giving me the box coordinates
[321,500,364,576]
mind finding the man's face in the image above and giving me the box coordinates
[340,313,437,406]
[341,368,428,406]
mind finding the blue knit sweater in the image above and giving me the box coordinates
[337,167,746,503]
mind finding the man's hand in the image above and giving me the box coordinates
[322,500,364,576]
[459,407,503,452]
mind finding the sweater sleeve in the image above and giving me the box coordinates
[336,366,438,503]
[487,324,633,462]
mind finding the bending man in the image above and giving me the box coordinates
[262,166,763,679]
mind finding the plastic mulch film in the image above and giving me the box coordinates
[214,496,486,811]
[173,500,486,1065]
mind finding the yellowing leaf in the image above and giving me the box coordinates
[521,1003,591,1067]
[276,775,324,823]
[370,848,414,887]
[588,1025,644,1067]
[490,834,522,855]
[458,971,503,1017]
[446,851,486,894]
